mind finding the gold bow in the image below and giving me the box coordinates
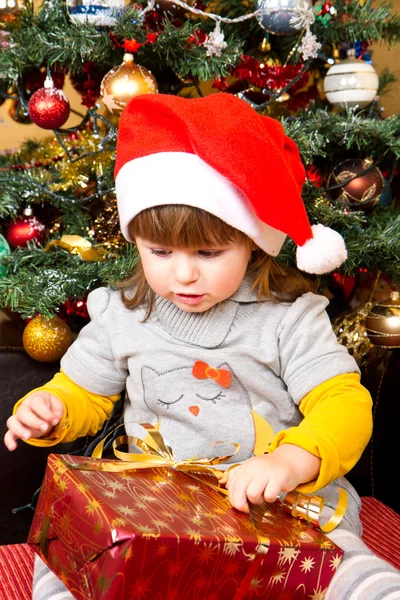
[65,423,347,533]
[44,234,111,261]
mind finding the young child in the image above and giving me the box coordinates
[5,93,400,600]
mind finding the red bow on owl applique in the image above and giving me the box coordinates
[192,361,231,388]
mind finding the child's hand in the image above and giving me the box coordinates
[4,392,64,451]
[219,445,321,513]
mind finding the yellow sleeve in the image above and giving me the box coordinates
[13,370,121,447]
[268,372,373,493]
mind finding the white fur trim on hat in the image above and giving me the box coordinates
[116,151,287,256]
[296,224,348,274]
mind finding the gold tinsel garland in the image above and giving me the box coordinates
[11,128,115,195]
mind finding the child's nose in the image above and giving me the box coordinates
[174,256,199,283]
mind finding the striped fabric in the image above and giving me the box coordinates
[0,496,399,600]
[361,496,400,569]
[0,542,34,600]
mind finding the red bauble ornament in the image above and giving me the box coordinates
[328,158,384,210]
[306,164,323,188]
[28,76,70,130]
[7,207,46,248]
[58,296,89,333]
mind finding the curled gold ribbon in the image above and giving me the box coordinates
[44,234,110,261]
[65,423,347,532]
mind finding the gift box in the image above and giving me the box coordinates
[28,453,343,599]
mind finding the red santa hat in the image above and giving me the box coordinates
[115,93,347,274]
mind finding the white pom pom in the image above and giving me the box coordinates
[296,224,347,274]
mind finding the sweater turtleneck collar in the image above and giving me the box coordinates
[153,273,263,348]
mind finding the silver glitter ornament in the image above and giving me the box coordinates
[257,0,314,36]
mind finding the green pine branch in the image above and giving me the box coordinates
[0,244,137,318]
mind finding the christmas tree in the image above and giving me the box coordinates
[1,0,400,365]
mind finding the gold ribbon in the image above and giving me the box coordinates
[44,234,111,261]
[65,423,347,533]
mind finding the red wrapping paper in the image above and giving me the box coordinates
[28,454,343,599]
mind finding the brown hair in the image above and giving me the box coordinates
[117,205,316,319]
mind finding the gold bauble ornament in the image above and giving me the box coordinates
[23,316,73,362]
[332,303,385,371]
[366,291,400,348]
[100,53,158,115]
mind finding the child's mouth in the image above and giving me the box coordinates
[175,293,205,306]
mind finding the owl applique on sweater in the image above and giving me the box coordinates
[141,360,274,463]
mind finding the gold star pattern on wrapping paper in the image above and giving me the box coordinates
[93,520,103,536]
[31,524,43,544]
[213,506,228,515]
[135,524,159,539]
[123,546,134,562]
[76,482,90,494]
[116,504,138,517]
[60,512,72,533]
[161,509,173,519]
[56,478,68,492]
[111,517,128,528]
[186,484,200,492]
[279,546,300,565]
[250,577,264,592]
[270,569,287,585]
[58,569,70,588]
[223,539,242,556]
[204,512,217,520]
[141,494,158,503]
[172,502,187,512]
[177,491,191,502]
[85,499,102,516]
[183,527,202,543]
[105,480,126,493]
[103,490,117,499]
[152,519,169,529]
[97,575,113,594]
[152,473,167,483]
[310,587,328,600]
[300,555,316,573]
[330,553,343,570]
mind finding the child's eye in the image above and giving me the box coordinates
[198,250,223,258]
[150,249,171,257]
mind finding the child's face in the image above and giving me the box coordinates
[135,237,252,312]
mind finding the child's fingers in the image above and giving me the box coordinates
[49,395,64,420]
[27,394,60,423]
[4,429,19,451]
[5,414,32,442]
[15,401,52,432]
